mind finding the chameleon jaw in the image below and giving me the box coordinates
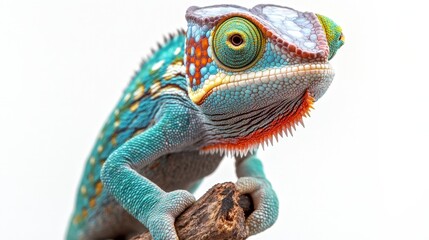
[188,62,334,105]
[201,89,315,157]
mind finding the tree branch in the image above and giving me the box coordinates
[129,182,254,240]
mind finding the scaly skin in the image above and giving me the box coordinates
[67,4,344,240]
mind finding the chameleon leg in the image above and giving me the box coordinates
[235,153,279,236]
[101,103,198,240]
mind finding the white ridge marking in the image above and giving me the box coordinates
[174,47,181,55]
[151,60,165,71]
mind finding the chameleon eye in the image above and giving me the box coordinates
[213,17,264,71]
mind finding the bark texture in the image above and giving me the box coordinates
[129,182,254,240]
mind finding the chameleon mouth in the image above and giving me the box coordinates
[188,62,334,105]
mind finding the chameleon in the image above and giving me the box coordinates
[67,4,344,240]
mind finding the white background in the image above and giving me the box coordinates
[1,0,428,239]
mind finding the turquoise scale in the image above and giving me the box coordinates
[71,32,187,226]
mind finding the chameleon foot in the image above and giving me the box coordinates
[236,177,279,236]
[146,190,195,240]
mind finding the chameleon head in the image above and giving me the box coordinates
[185,5,344,154]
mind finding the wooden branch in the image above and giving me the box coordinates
[129,182,254,240]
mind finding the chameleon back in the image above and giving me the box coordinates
[69,32,187,232]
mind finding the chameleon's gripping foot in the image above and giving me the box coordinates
[236,177,279,236]
[145,190,196,240]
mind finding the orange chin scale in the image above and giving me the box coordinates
[202,90,315,156]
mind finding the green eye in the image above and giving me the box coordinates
[213,17,264,71]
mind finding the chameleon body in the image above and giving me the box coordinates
[67,4,344,240]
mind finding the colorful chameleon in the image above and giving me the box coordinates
[67,4,344,240]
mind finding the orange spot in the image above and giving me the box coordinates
[201,38,209,50]
[89,197,96,208]
[195,46,202,58]
[202,91,314,153]
[111,133,117,146]
[95,181,103,195]
[82,208,88,218]
[201,57,207,66]
[195,72,201,85]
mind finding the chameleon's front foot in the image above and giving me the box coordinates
[145,190,195,240]
[236,177,279,236]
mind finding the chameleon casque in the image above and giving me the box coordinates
[67,4,344,240]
